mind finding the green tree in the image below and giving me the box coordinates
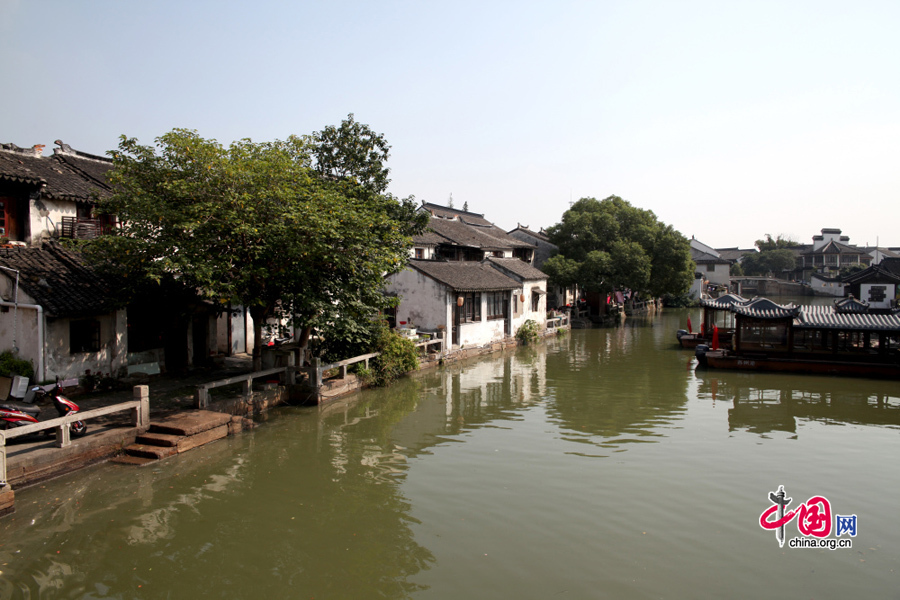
[87,119,425,368]
[545,196,692,297]
[755,234,800,252]
[740,248,797,277]
[541,254,580,289]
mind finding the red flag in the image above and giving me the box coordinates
[712,325,720,350]
[687,316,693,333]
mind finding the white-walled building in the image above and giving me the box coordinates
[388,204,548,348]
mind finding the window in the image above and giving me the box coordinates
[868,286,886,303]
[461,292,481,322]
[532,290,540,312]
[70,319,101,353]
[706,263,715,272]
[487,292,507,320]
[414,248,424,259]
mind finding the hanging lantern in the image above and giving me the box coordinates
[457,296,465,307]
[519,293,526,303]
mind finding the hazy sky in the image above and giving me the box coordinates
[3,0,898,249]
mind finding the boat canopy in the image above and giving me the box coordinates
[730,297,800,320]
[796,306,900,331]
[700,293,748,310]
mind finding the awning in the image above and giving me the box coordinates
[531,289,547,296]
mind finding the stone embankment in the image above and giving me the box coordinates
[2,323,570,516]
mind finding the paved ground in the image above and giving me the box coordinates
[3,355,256,456]
[76,354,256,416]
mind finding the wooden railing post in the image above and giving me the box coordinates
[243,377,252,399]
[133,385,150,429]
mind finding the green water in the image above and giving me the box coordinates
[1,308,898,599]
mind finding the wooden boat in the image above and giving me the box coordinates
[676,293,747,349]
[695,296,900,379]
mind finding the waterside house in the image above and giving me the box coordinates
[387,203,549,348]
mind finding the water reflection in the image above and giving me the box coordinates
[694,370,900,436]
[0,384,436,599]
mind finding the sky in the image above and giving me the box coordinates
[2,0,899,249]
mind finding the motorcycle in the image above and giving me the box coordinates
[0,381,87,437]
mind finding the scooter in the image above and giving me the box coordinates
[0,382,87,437]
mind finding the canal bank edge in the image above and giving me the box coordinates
[1,325,569,517]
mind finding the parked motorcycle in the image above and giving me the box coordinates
[0,382,87,437]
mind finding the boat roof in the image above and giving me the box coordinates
[701,293,749,309]
[731,297,800,320]
[796,306,900,331]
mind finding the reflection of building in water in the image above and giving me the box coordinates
[697,374,900,436]
[390,348,550,452]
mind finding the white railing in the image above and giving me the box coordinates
[195,366,295,409]
[0,385,150,486]
[311,337,445,388]
[546,314,570,329]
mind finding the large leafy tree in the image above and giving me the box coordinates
[545,196,693,297]
[86,117,425,368]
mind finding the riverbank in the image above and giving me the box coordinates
[2,325,569,515]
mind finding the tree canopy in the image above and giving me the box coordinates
[85,116,426,366]
[544,196,693,297]
[740,248,798,277]
[755,234,800,252]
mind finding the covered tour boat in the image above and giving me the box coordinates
[676,293,748,349]
[695,296,900,378]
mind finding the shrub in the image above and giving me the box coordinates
[0,350,34,379]
[370,325,419,387]
[516,319,541,344]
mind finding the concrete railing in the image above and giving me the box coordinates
[195,367,295,409]
[546,314,570,329]
[0,385,151,486]
[311,337,445,388]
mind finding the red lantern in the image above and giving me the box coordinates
[457,296,465,307]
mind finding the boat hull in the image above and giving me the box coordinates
[701,350,900,379]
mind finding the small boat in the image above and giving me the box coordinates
[676,293,748,349]
[695,296,900,379]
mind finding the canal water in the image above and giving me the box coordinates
[1,307,898,599]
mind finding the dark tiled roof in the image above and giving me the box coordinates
[485,257,547,281]
[408,259,520,292]
[842,264,900,285]
[411,230,445,245]
[700,293,749,310]
[731,297,800,320]
[0,142,112,203]
[833,296,870,314]
[801,240,867,256]
[425,217,534,250]
[877,257,900,278]
[420,202,493,227]
[0,242,119,317]
[796,306,900,331]
[691,248,729,264]
[508,225,551,243]
[715,248,756,262]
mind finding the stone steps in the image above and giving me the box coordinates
[112,410,244,466]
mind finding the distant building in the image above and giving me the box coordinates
[799,228,871,279]
[690,238,731,295]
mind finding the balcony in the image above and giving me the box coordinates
[59,216,115,240]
